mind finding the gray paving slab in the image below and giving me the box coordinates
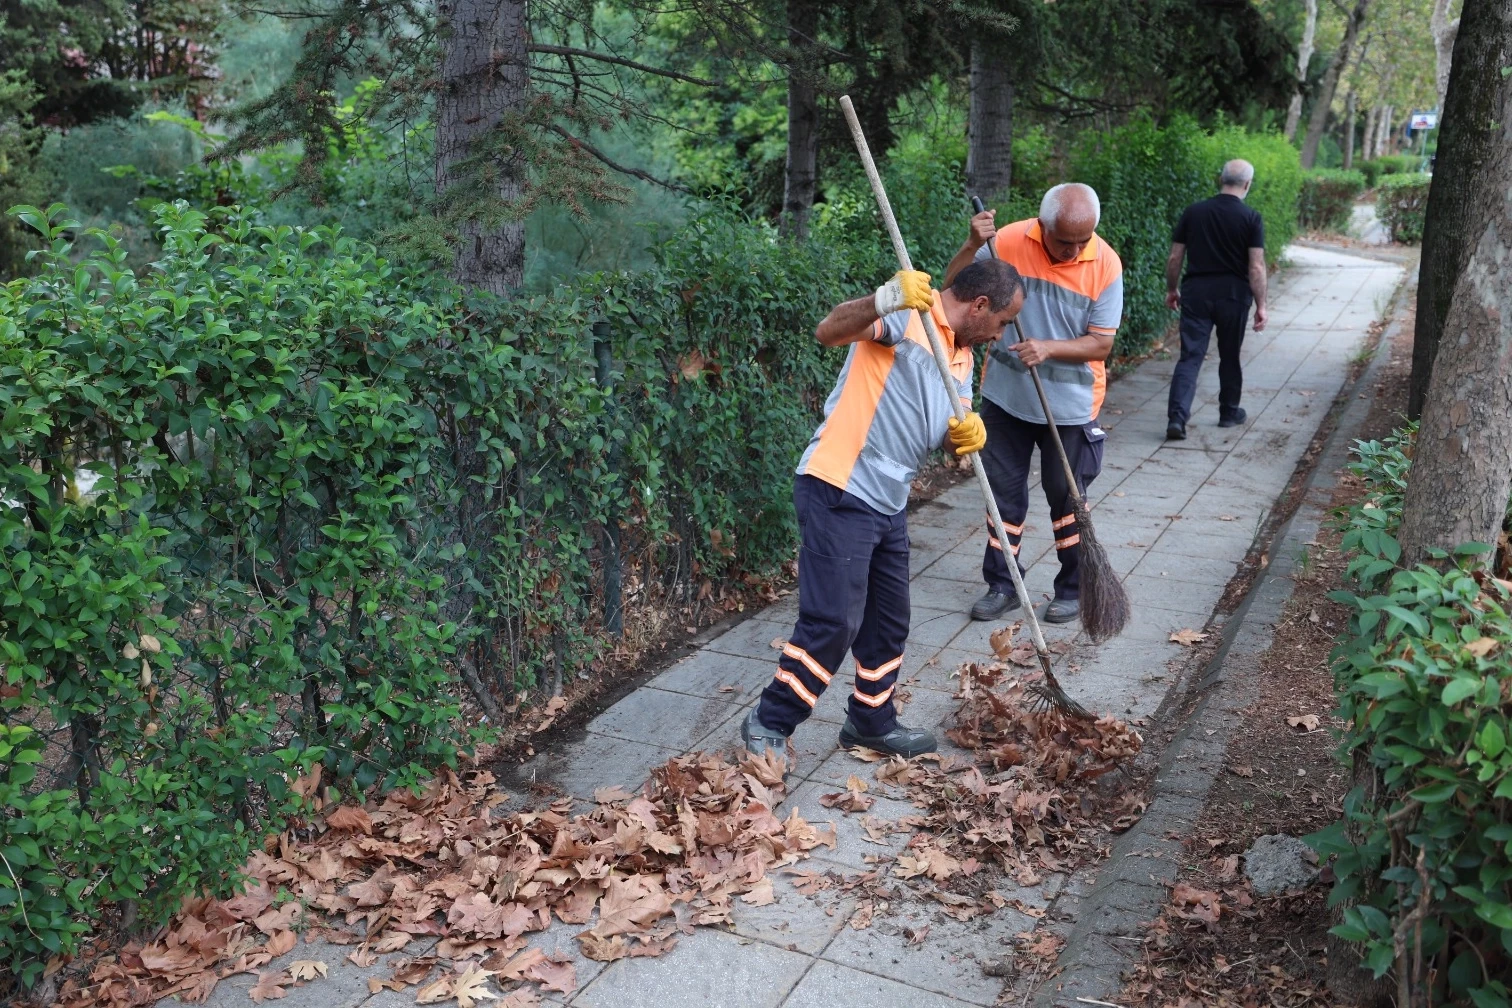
[707,617,796,660]
[728,857,857,954]
[784,960,981,1008]
[509,730,682,800]
[587,686,743,750]
[1128,551,1240,587]
[784,781,920,870]
[648,650,776,701]
[573,927,811,1008]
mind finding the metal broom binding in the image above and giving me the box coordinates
[838,95,1091,721]
[971,195,1132,644]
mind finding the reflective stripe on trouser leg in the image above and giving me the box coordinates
[979,400,1035,597]
[756,476,880,736]
[1038,421,1104,602]
[846,506,911,738]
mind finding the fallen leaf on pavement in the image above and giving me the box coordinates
[325,805,373,834]
[1286,714,1321,731]
[1170,629,1208,646]
[523,958,577,995]
[247,971,291,1003]
[1218,514,1238,521]
[287,960,328,981]
[264,930,297,958]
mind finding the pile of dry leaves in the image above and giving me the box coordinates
[56,749,829,1007]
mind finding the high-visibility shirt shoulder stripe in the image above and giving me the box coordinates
[797,293,972,515]
[976,219,1123,425]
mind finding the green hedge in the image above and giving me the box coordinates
[1072,117,1300,357]
[1377,174,1432,244]
[1299,169,1366,232]
[1310,426,1512,1006]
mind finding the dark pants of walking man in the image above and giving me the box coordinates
[978,399,1105,602]
[1168,278,1251,428]
[756,475,910,739]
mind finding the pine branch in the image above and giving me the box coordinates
[547,125,692,194]
[526,45,715,87]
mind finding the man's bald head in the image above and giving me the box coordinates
[1038,183,1101,263]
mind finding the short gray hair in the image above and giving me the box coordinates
[1039,183,1100,229]
[1220,159,1255,187]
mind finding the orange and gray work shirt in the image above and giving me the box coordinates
[974,219,1123,425]
[796,292,972,516]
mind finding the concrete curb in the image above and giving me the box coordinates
[1034,271,1416,1008]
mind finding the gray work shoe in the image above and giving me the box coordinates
[1043,597,1079,623]
[1217,408,1248,428]
[1166,421,1187,440]
[838,718,938,758]
[970,589,1022,621]
[740,709,793,781]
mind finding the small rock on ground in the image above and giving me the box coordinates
[1244,834,1318,896]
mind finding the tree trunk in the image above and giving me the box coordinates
[780,0,819,240]
[966,38,1014,203]
[435,0,529,295]
[1378,103,1394,155]
[1300,0,1371,169]
[1343,90,1356,170]
[1362,104,1378,160]
[1408,0,1512,419]
[1285,0,1319,142]
[1398,49,1512,569]
[1431,0,1462,109]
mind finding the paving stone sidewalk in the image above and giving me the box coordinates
[178,244,1401,1008]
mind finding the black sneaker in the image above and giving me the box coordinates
[838,718,938,758]
[1166,422,1187,440]
[1043,597,1079,623]
[1217,408,1248,428]
[969,589,1022,621]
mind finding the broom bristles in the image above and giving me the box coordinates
[1071,496,1131,643]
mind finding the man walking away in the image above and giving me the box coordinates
[1164,159,1268,440]
[943,183,1123,627]
[742,260,1025,769]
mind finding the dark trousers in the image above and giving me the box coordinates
[756,475,910,738]
[979,400,1105,602]
[1169,279,1251,426]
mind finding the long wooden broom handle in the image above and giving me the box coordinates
[970,196,1087,504]
[839,96,1051,660]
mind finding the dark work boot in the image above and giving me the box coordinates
[969,589,1022,621]
[1043,597,1079,623]
[1217,408,1248,428]
[740,708,793,783]
[1166,421,1187,440]
[838,718,938,758]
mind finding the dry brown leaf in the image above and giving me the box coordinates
[848,900,874,929]
[740,878,777,907]
[523,957,577,994]
[451,967,500,1008]
[287,960,328,981]
[1169,628,1208,646]
[499,991,542,1008]
[415,975,455,1004]
[345,947,378,968]
[1286,714,1321,731]
[1231,765,1254,778]
[263,929,297,958]
[1170,883,1223,925]
[325,805,373,834]
[1218,514,1237,521]
[247,971,291,1003]
[1465,637,1500,657]
[989,624,1019,658]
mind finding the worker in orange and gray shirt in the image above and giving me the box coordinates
[943,183,1123,626]
[742,259,1025,770]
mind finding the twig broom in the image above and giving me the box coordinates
[971,196,1132,643]
[838,95,1090,720]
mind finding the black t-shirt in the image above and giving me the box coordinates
[1172,194,1264,288]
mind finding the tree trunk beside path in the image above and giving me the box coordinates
[967,38,1014,203]
[1300,0,1370,169]
[435,0,529,295]
[1408,0,1512,419]
[780,0,818,240]
[1398,67,1512,568]
[1285,0,1319,142]
[1432,0,1462,109]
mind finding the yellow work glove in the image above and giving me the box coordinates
[874,269,933,316]
[947,412,987,456]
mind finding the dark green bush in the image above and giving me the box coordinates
[1376,153,1427,176]
[1310,426,1512,1007]
[1377,174,1432,244]
[1299,169,1366,232]
[1072,117,1300,357]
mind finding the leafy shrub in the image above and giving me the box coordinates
[1376,153,1427,176]
[1356,159,1384,189]
[1310,426,1512,1006]
[1299,169,1366,232]
[1377,174,1432,244]
[1072,116,1300,357]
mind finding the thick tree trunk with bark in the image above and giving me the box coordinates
[435,0,529,295]
[1343,90,1356,169]
[1408,0,1512,418]
[1362,104,1378,160]
[1432,0,1462,109]
[1285,0,1319,142]
[1300,0,1370,169]
[780,0,818,240]
[1399,64,1512,569]
[966,39,1014,203]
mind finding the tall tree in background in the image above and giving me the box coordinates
[780,0,819,239]
[1300,0,1370,168]
[1430,0,1461,107]
[434,0,530,294]
[966,37,1015,202]
[1284,0,1319,141]
[1397,10,1512,566]
[1408,0,1512,418]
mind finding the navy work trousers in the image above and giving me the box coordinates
[1168,278,1251,426]
[979,399,1105,602]
[756,475,910,738]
